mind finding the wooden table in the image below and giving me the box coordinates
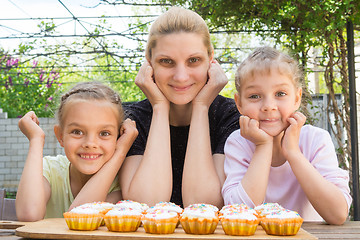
[302,221,360,239]
[0,220,360,239]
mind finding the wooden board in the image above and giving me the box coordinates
[0,221,26,229]
[15,218,317,240]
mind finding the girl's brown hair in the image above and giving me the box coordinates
[56,81,124,128]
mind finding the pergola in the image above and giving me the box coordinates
[347,20,359,221]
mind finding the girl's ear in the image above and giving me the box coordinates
[234,92,242,114]
[295,87,302,109]
[54,125,64,147]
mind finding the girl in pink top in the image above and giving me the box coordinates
[222,47,352,224]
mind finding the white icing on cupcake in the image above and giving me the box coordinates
[265,210,301,219]
[114,200,149,212]
[143,209,178,220]
[70,206,100,214]
[105,207,142,216]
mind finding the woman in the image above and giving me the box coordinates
[120,6,240,208]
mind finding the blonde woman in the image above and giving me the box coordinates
[120,7,240,208]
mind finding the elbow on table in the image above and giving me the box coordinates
[324,211,348,225]
[17,208,45,222]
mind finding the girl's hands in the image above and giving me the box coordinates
[18,111,45,141]
[116,118,138,152]
[239,116,273,146]
[135,61,169,108]
[193,60,228,108]
[281,112,306,159]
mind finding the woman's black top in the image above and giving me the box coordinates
[124,95,240,207]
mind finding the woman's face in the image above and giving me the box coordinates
[150,32,211,105]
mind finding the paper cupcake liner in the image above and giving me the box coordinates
[260,217,303,236]
[142,217,178,234]
[63,212,103,231]
[220,218,259,236]
[104,215,141,232]
[180,216,219,235]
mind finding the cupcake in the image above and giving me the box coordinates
[142,209,179,234]
[220,206,259,236]
[63,206,103,231]
[254,203,285,218]
[80,201,114,215]
[180,203,219,235]
[80,201,115,225]
[150,202,183,216]
[220,203,256,216]
[103,207,142,232]
[260,209,304,236]
[147,202,183,228]
[114,200,149,213]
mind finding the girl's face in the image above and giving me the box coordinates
[54,100,120,175]
[150,32,212,105]
[235,70,302,137]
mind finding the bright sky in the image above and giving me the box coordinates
[0,0,161,51]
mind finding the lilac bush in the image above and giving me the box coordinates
[0,54,63,118]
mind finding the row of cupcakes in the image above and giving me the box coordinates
[63,201,303,236]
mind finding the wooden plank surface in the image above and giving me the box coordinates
[15,218,317,240]
[302,221,360,240]
[0,221,26,230]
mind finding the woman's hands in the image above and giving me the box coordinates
[193,60,228,108]
[18,111,45,143]
[135,61,169,108]
[136,59,227,110]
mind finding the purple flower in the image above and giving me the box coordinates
[47,96,53,101]
[8,76,13,86]
[12,59,19,67]
[39,73,44,82]
[24,78,29,87]
[33,60,38,68]
[46,78,53,88]
[53,72,60,80]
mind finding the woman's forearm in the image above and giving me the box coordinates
[182,104,223,208]
[123,104,172,206]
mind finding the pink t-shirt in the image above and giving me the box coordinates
[222,125,352,221]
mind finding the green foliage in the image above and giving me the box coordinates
[61,17,145,103]
[158,0,359,66]
[0,52,63,118]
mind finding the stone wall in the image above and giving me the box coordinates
[0,113,64,194]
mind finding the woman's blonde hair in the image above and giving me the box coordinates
[56,81,124,128]
[145,6,213,60]
[235,46,303,93]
